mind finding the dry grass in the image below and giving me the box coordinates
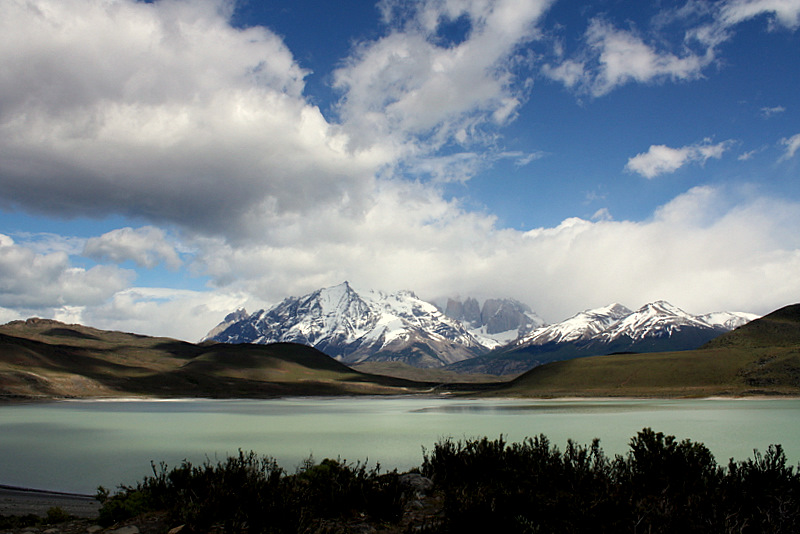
[0,319,432,400]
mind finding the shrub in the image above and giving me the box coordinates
[421,428,800,534]
[98,451,405,533]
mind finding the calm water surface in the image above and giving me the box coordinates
[1,397,798,494]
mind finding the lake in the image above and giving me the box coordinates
[1,397,798,494]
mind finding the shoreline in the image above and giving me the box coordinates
[0,485,100,518]
[2,391,800,406]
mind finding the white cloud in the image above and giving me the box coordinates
[84,227,182,270]
[591,208,613,221]
[761,105,786,117]
[80,287,265,342]
[0,234,134,309]
[541,59,586,88]
[719,0,800,29]
[545,0,800,97]
[780,133,800,160]
[0,0,381,239]
[584,19,713,96]
[625,139,731,179]
[333,0,553,151]
[543,18,714,97]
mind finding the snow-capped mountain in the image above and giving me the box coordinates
[205,282,488,367]
[448,301,758,375]
[699,311,759,331]
[513,303,632,346]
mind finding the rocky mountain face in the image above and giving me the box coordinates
[206,283,757,373]
[448,301,758,375]
[443,297,545,347]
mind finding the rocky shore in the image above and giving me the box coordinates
[0,475,444,534]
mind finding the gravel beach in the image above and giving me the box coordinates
[0,485,100,518]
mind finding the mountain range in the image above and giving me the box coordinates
[448,301,757,375]
[206,283,757,374]
[1,304,796,401]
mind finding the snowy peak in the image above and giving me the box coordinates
[699,311,760,330]
[606,301,710,342]
[297,281,376,341]
[516,300,756,350]
[207,282,487,367]
[517,303,632,346]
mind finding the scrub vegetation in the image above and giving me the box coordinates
[95,429,799,534]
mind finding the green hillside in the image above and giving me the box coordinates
[497,304,800,398]
[0,318,432,401]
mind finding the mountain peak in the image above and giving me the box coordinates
[206,284,487,367]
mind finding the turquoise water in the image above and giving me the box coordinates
[0,397,798,494]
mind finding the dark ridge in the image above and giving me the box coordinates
[42,328,101,341]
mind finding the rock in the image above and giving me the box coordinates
[399,473,433,496]
[348,524,375,534]
[87,527,103,534]
[167,526,185,534]
[108,526,139,534]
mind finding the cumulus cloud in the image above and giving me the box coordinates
[584,19,713,96]
[544,0,800,97]
[543,18,714,96]
[80,287,265,342]
[625,140,731,179]
[333,0,553,151]
[0,234,134,310]
[84,227,182,270]
[0,0,380,239]
[780,133,800,160]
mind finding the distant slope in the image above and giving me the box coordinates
[351,361,507,383]
[0,318,432,400]
[495,304,800,397]
[703,303,800,349]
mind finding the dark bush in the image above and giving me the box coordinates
[421,428,800,534]
[98,450,404,533]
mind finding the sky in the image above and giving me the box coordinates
[1,0,799,341]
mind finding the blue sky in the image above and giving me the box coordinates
[1,0,799,341]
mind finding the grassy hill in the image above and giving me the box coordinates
[0,318,433,401]
[497,304,800,397]
[352,361,508,383]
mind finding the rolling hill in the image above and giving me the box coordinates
[0,318,433,401]
[497,304,800,397]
